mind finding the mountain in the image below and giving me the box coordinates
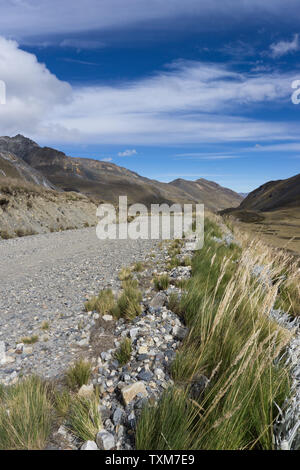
[0,150,56,189]
[219,173,300,254]
[0,135,242,210]
[169,178,243,212]
[239,193,248,199]
[239,174,300,212]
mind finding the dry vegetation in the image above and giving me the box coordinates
[136,217,298,450]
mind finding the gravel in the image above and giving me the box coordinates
[0,227,158,381]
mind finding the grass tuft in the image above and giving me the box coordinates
[0,376,52,450]
[85,288,115,315]
[21,335,39,344]
[111,285,142,320]
[65,359,92,391]
[118,267,133,281]
[153,275,170,291]
[67,392,102,441]
[114,338,132,366]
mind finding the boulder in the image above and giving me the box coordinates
[121,381,148,405]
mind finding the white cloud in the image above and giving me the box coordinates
[0,36,71,136]
[0,36,299,147]
[101,157,112,161]
[118,149,137,157]
[270,34,299,57]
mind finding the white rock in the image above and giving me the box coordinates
[78,384,94,398]
[23,346,33,355]
[138,346,148,354]
[154,368,165,379]
[96,430,115,450]
[172,325,188,340]
[103,314,113,322]
[81,440,98,450]
[129,328,139,340]
[15,343,24,353]
[121,381,148,405]
[0,341,6,365]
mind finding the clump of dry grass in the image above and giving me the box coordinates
[67,391,102,441]
[153,274,170,291]
[132,261,144,272]
[0,376,52,450]
[65,358,92,391]
[114,338,132,365]
[111,285,142,320]
[21,335,39,344]
[85,288,115,315]
[118,267,133,281]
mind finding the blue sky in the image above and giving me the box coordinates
[0,1,299,192]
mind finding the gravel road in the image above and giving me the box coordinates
[0,228,157,380]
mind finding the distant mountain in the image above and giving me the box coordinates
[239,193,248,199]
[0,135,242,211]
[220,173,300,224]
[169,178,243,211]
[239,174,300,212]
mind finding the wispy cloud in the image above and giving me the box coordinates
[174,153,240,160]
[61,58,101,66]
[0,36,299,146]
[101,157,112,162]
[269,34,299,57]
[60,39,106,50]
[118,149,138,157]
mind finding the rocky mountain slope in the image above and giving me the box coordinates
[169,178,243,211]
[0,178,97,239]
[0,135,242,210]
[0,150,56,189]
[220,173,300,254]
[239,173,300,212]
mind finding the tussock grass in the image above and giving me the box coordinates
[132,261,144,272]
[21,335,39,344]
[153,274,170,291]
[274,258,300,316]
[67,391,102,441]
[174,278,189,290]
[85,288,115,315]
[65,359,92,391]
[0,376,52,450]
[167,256,180,270]
[121,278,139,290]
[41,321,49,330]
[111,285,142,320]
[118,267,133,281]
[54,389,72,419]
[168,293,184,317]
[137,217,292,450]
[114,338,132,365]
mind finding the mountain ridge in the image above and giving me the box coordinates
[0,134,243,211]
